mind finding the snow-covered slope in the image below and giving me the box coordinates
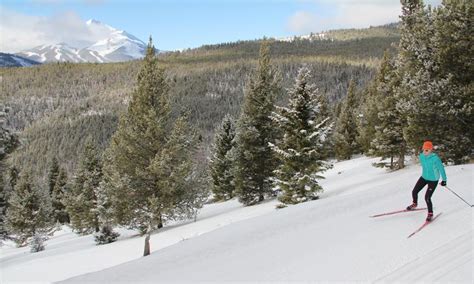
[0,52,41,67]
[1,157,472,283]
[15,19,146,63]
[15,43,99,63]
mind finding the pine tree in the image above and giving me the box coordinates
[30,233,48,253]
[234,41,281,206]
[434,0,472,86]
[358,81,379,154]
[51,168,69,224]
[48,157,59,196]
[5,171,52,248]
[370,51,407,169]
[103,38,202,256]
[315,90,334,159]
[209,114,236,201]
[270,67,331,205]
[430,0,473,162]
[148,115,200,222]
[94,176,119,245]
[396,0,472,163]
[334,80,359,160]
[0,107,19,241]
[66,140,102,234]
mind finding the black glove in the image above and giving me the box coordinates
[440,181,447,186]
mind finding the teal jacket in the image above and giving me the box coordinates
[419,152,447,182]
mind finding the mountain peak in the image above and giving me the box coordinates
[17,20,147,63]
[86,19,102,25]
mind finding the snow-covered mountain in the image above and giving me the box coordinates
[15,43,104,63]
[0,52,41,67]
[85,19,147,62]
[15,19,147,63]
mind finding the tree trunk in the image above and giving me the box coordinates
[398,149,405,169]
[143,233,151,256]
[157,214,163,229]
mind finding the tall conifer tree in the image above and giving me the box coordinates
[0,108,19,241]
[234,41,281,206]
[66,140,102,234]
[5,171,52,248]
[396,0,472,163]
[103,38,202,256]
[209,114,236,201]
[334,80,359,160]
[48,157,59,196]
[51,168,69,224]
[370,51,407,169]
[270,67,331,205]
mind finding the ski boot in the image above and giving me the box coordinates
[406,203,417,210]
[426,212,433,222]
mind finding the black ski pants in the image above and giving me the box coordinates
[412,177,438,213]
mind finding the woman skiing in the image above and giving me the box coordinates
[406,141,447,221]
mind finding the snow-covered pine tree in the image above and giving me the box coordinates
[334,80,359,160]
[370,51,407,169]
[314,89,334,159]
[234,41,281,206]
[434,0,472,87]
[396,0,472,163]
[429,0,473,163]
[103,38,203,256]
[0,107,19,241]
[0,186,7,241]
[5,171,53,248]
[94,176,119,245]
[270,67,331,205]
[209,114,236,201]
[94,225,119,245]
[51,168,69,224]
[66,140,102,234]
[30,233,48,253]
[399,69,470,163]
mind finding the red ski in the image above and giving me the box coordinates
[370,207,427,218]
[407,212,442,238]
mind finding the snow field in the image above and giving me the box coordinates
[1,156,472,283]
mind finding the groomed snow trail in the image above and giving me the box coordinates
[1,157,471,283]
[58,157,472,283]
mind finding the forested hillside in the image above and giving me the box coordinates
[1,24,399,180]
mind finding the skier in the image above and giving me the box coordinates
[406,141,447,221]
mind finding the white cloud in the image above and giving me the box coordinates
[287,0,442,34]
[0,7,110,53]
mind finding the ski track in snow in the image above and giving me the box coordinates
[375,231,473,283]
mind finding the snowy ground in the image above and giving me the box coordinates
[1,156,472,283]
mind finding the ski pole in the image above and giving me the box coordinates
[444,185,473,207]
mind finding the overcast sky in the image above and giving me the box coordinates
[0,0,442,53]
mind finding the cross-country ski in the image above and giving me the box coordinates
[407,213,443,238]
[370,207,427,218]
